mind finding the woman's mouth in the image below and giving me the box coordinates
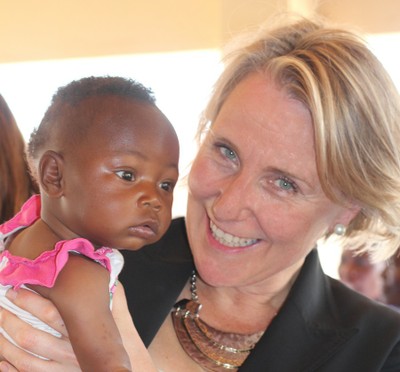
[210,220,258,248]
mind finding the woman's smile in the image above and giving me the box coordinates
[209,219,259,248]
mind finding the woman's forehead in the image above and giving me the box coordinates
[213,73,317,172]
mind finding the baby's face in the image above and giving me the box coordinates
[59,95,179,250]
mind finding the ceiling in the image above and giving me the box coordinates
[0,0,399,63]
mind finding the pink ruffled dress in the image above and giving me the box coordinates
[0,195,124,358]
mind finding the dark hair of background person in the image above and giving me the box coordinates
[338,248,386,302]
[0,94,38,223]
[383,254,400,308]
[339,248,400,311]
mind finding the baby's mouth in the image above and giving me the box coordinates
[210,220,258,248]
[129,218,159,239]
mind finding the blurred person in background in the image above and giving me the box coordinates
[0,94,38,223]
[383,254,400,309]
[338,248,386,303]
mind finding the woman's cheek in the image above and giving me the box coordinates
[188,155,219,198]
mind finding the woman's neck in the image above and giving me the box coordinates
[193,263,303,334]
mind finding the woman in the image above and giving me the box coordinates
[2,15,400,371]
[0,94,38,224]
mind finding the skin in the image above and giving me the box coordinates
[186,71,358,303]
[0,73,359,371]
[0,285,155,371]
[40,96,179,251]
[3,96,179,372]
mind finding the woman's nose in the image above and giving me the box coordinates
[212,174,253,221]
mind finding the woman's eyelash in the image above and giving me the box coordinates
[213,141,299,194]
[276,176,298,192]
[215,142,237,160]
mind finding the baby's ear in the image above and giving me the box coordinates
[39,150,64,197]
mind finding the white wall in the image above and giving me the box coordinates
[0,49,222,218]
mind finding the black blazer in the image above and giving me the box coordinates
[120,218,400,371]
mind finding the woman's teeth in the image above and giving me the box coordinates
[210,221,258,247]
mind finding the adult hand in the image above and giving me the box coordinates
[0,288,80,372]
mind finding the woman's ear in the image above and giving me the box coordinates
[342,202,362,225]
[39,150,64,197]
[332,202,362,233]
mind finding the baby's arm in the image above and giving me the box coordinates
[0,283,157,372]
[0,288,79,371]
[37,253,132,372]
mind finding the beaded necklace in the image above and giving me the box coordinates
[171,271,266,371]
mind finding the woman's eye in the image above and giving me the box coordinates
[218,144,237,161]
[160,181,174,192]
[275,177,298,192]
[116,170,135,181]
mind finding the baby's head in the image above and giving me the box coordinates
[28,76,179,250]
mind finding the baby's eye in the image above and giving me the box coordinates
[274,177,298,193]
[115,170,135,182]
[160,181,175,193]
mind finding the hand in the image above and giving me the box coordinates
[0,288,80,371]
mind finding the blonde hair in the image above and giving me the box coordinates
[198,15,400,261]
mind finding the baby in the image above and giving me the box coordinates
[0,76,180,371]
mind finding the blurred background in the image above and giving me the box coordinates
[1,0,399,276]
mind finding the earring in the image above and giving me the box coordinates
[334,224,346,236]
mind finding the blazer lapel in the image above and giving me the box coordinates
[240,249,358,371]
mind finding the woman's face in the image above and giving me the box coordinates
[186,72,358,289]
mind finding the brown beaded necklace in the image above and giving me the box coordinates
[171,271,266,371]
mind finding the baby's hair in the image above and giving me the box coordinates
[28,76,155,162]
[48,75,155,106]
[26,76,156,182]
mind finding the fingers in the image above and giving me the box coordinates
[0,333,80,372]
[0,360,18,372]
[0,332,43,372]
[0,332,81,372]
[6,289,67,336]
[0,308,79,369]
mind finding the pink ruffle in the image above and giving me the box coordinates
[0,195,112,289]
[0,194,41,235]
